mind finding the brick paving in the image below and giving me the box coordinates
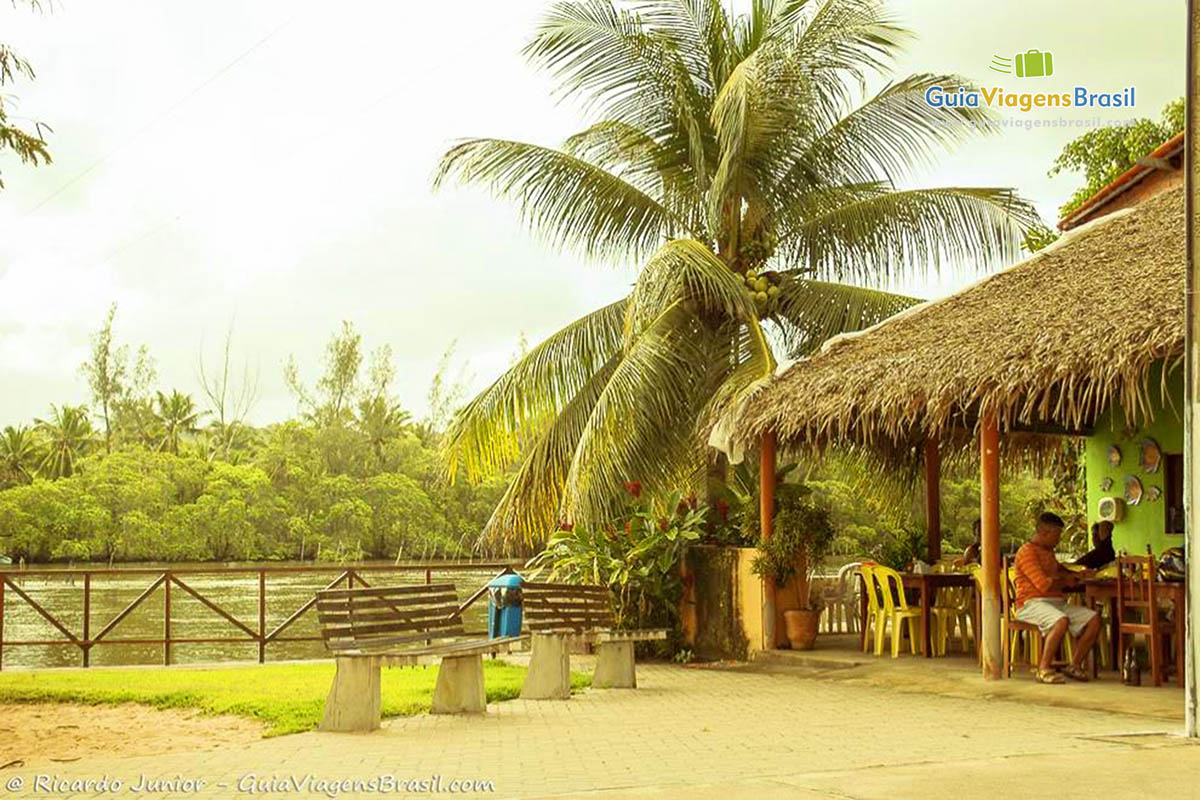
[7,662,1200,799]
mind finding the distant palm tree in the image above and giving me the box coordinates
[355,397,413,465]
[0,425,41,483]
[153,390,204,455]
[436,0,1037,547]
[35,405,94,479]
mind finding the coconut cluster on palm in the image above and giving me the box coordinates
[435,0,1038,551]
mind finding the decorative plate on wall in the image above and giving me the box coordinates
[1125,475,1143,505]
[1141,439,1162,473]
[1100,477,1113,491]
[1146,485,1162,502]
[1108,445,1122,467]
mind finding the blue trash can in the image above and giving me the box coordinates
[487,571,524,638]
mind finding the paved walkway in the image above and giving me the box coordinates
[7,661,1200,799]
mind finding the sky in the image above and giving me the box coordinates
[0,0,1187,427]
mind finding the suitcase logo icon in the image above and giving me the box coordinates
[989,50,1054,78]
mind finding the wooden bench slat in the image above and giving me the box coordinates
[521,581,606,591]
[317,603,461,624]
[318,583,456,600]
[321,617,465,640]
[522,586,609,598]
[527,614,613,622]
[316,592,458,612]
[326,629,469,651]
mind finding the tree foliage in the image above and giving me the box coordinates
[1050,98,1184,218]
[0,2,51,189]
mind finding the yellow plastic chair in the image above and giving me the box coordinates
[857,564,881,653]
[872,565,924,658]
[932,585,975,655]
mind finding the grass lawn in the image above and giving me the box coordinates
[0,660,590,737]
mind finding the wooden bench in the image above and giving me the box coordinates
[316,582,526,732]
[519,581,666,699]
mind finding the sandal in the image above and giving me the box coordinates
[1063,665,1090,682]
[1036,669,1065,684]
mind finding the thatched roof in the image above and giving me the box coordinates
[739,185,1186,457]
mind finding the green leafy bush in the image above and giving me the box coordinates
[750,484,835,609]
[529,488,705,643]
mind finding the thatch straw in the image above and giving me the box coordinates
[738,186,1185,459]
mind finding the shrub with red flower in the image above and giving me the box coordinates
[621,480,643,498]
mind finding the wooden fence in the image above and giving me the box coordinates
[0,561,521,669]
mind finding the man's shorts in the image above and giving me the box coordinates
[1015,597,1097,636]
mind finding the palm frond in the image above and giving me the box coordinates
[563,120,705,228]
[771,275,920,356]
[563,301,711,523]
[698,316,777,437]
[639,0,735,90]
[479,355,620,549]
[778,185,1040,282]
[624,238,758,340]
[442,300,628,484]
[771,73,1001,198]
[435,137,688,261]
[525,0,712,146]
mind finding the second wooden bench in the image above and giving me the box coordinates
[519,581,666,699]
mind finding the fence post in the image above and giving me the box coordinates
[425,568,432,585]
[83,573,91,668]
[163,572,172,667]
[258,570,266,664]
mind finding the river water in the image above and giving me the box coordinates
[0,562,509,670]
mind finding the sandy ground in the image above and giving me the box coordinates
[0,703,264,770]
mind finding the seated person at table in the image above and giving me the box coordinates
[956,519,982,566]
[1014,512,1102,684]
[1073,521,1116,569]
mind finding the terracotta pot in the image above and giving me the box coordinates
[783,608,820,651]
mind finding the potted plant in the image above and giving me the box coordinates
[751,484,836,650]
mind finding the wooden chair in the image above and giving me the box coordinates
[520,581,666,698]
[1116,554,1172,687]
[315,583,527,732]
[1001,556,1043,677]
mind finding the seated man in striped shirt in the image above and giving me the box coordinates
[1014,512,1101,684]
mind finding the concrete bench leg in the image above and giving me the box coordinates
[431,653,487,714]
[521,633,571,700]
[320,655,381,732]
[593,641,636,689]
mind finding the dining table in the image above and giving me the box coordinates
[1084,577,1185,681]
[858,571,976,658]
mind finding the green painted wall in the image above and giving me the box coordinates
[1084,365,1183,556]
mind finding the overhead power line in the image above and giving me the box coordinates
[22,12,300,216]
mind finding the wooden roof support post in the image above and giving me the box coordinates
[1184,0,1199,737]
[979,414,1003,679]
[760,431,777,650]
[924,438,941,563]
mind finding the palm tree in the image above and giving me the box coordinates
[35,405,94,479]
[0,425,40,483]
[436,0,1038,547]
[355,397,413,466]
[153,390,204,455]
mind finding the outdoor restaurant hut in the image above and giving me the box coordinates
[736,183,1186,679]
